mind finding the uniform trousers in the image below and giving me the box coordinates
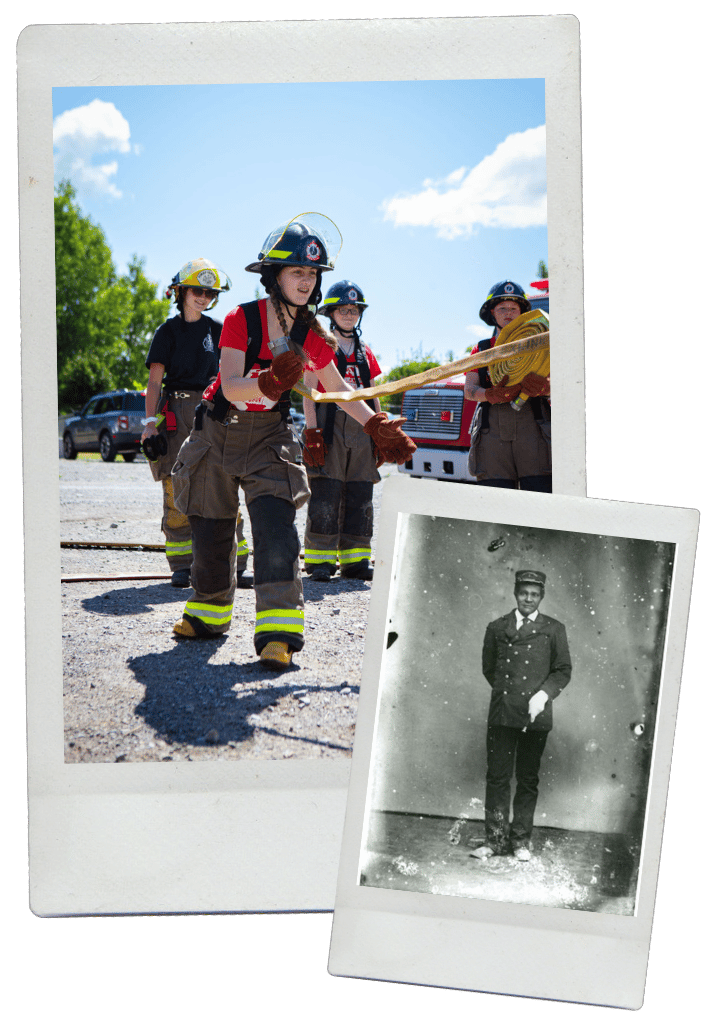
[469,401,551,490]
[149,390,249,572]
[304,408,380,575]
[484,725,549,852]
[172,409,309,652]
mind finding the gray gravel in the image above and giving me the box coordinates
[60,454,396,764]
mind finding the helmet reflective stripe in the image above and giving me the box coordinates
[184,600,233,626]
[266,248,292,260]
[166,540,192,557]
[304,549,338,564]
[255,608,305,634]
[323,297,341,305]
[338,548,371,564]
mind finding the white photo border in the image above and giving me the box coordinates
[328,476,698,1008]
[19,15,584,915]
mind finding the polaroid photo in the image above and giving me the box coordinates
[329,475,698,1009]
[19,15,583,914]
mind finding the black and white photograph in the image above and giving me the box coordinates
[359,515,673,915]
[329,476,698,1008]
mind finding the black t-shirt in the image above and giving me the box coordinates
[145,314,223,391]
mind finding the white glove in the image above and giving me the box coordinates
[528,690,548,722]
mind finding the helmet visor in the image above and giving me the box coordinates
[259,212,342,269]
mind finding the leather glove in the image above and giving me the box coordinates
[519,372,550,398]
[302,427,327,468]
[482,373,522,404]
[141,432,168,462]
[257,351,304,401]
[528,690,549,723]
[363,412,417,468]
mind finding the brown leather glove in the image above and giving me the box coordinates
[302,427,327,468]
[482,373,522,404]
[519,372,550,398]
[257,351,304,401]
[363,412,417,467]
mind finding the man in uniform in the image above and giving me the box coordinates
[472,569,571,862]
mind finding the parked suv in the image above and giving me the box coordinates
[62,389,145,462]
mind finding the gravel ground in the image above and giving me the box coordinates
[60,453,397,764]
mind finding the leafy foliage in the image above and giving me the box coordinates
[55,181,170,411]
[377,348,441,414]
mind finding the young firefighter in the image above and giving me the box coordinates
[170,215,416,669]
[465,280,552,491]
[302,280,382,582]
[141,259,252,588]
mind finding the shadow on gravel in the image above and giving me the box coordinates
[82,583,189,617]
[128,644,350,752]
[302,576,371,604]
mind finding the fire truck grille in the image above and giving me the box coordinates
[401,389,464,440]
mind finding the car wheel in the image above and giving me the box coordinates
[62,432,78,460]
[122,452,137,462]
[99,432,117,462]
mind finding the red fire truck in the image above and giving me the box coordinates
[398,281,549,483]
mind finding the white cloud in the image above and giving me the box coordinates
[53,99,132,199]
[382,125,546,239]
[466,323,494,342]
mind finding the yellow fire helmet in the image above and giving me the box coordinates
[167,259,232,309]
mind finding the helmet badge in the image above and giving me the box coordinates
[305,240,321,262]
[197,268,217,287]
[504,282,515,294]
[347,288,358,301]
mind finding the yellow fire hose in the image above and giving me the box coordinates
[488,309,550,410]
[293,326,549,404]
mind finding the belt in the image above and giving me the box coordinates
[165,390,201,399]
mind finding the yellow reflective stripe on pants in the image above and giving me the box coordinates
[304,549,338,565]
[254,608,305,635]
[184,601,233,626]
[236,539,249,556]
[166,540,192,557]
[339,547,371,564]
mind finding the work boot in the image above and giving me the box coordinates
[470,845,495,860]
[236,571,254,589]
[171,568,191,588]
[341,560,373,581]
[172,615,215,639]
[259,641,293,669]
[513,846,531,862]
[311,564,331,582]
[173,616,199,638]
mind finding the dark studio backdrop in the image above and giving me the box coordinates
[6,1,710,1021]
[365,514,674,838]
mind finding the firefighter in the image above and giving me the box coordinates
[302,280,382,582]
[465,280,552,492]
[169,215,416,669]
[142,259,253,587]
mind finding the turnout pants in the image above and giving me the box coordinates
[304,408,380,575]
[484,725,549,852]
[149,390,249,572]
[171,409,309,653]
[469,401,552,490]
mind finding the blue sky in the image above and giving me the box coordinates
[53,79,546,373]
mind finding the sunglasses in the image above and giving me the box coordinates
[189,286,219,298]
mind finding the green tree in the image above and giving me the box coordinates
[537,259,548,279]
[54,181,170,411]
[376,347,441,414]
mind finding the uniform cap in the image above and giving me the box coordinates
[515,569,546,587]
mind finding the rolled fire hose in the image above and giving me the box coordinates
[293,326,549,404]
[487,309,550,410]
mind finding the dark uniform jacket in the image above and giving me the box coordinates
[482,609,572,731]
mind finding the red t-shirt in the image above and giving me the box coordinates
[314,341,381,394]
[203,300,334,412]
